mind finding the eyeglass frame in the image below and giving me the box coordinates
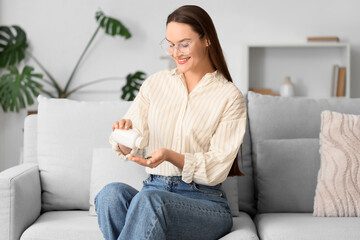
[159,35,203,56]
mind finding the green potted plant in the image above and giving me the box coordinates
[0,10,146,112]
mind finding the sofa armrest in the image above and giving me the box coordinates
[0,163,41,240]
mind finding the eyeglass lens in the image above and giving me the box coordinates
[160,40,191,56]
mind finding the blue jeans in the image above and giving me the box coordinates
[95,174,233,240]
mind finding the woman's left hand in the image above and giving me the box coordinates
[129,148,168,168]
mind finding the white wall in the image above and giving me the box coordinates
[1,0,360,171]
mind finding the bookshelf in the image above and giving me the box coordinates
[244,42,351,98]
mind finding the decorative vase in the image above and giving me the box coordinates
[280,76,294,97]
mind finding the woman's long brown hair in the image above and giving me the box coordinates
[167,5,245,176]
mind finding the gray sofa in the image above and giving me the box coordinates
[1,91,359,240]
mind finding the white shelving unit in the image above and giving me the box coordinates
[244,42,351,98]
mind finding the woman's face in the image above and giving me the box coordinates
[166,22,210,75]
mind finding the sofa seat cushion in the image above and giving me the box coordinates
[20,211,257,240]
[219,212,259,240]
[21,211,104,240]
[255,213,360,240]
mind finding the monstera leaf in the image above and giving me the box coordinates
[121,71,146,101]
[0,65,43,112]
[0,25,28,68]
[64,11,133,94]
[95,11,131,39]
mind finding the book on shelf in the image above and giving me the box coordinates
[331,65,339,97]
[249,88,279,96]
[336,67,346,97]
[307,36,339,42]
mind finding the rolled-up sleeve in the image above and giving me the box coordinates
[181,94,247,186]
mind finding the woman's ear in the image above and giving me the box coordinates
[206,38,211,47]
[203,36,211,47]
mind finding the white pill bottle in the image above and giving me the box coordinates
[112,129,146,149]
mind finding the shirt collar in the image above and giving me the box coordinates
[169,68,179,76]
[169,68,221,86]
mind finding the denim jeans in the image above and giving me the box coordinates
[95,174,233,240]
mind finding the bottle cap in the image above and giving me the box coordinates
[135,136,146,149]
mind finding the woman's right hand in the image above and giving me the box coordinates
[112,119,133,155]
[112,119,133,131]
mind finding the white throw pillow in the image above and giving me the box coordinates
[37,95,132,211]
[89,148,148,216]
[88,148,240,216]
[314,111,360,217]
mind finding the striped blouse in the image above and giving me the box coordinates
[109,68,247,186]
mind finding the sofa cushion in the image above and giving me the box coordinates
[314,111,360,217]
[89,148,148,216]
[256,138,320,213]
[20,211,258,240]
[219,212,259,240]
[247,91,360,143]
[221,176,240,217]
[247,91,360,170]
[255,213,360,240]
[23,115,38,164]
[20,211,104,240]
[37,95,132,211]
[237,94,256,215]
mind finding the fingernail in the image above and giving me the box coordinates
[147,160,151,165]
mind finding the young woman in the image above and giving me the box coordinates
[95,5,247,240]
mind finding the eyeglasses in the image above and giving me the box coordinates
[160,38,194,56]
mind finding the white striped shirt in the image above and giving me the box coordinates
[110,68,247,186]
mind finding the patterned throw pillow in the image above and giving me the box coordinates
[314,111,360,217]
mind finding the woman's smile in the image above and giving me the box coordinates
[177,57,191,65]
